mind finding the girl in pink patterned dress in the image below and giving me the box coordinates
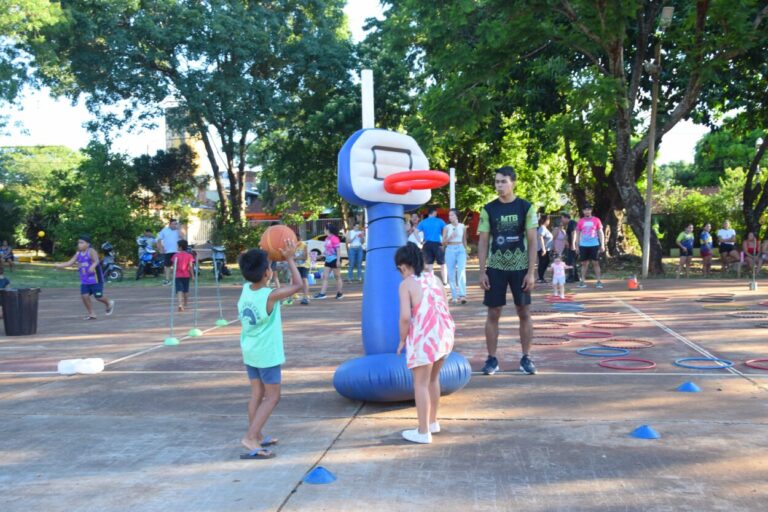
[395,243,455,444]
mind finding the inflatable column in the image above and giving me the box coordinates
[332,71,471,402]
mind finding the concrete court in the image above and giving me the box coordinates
[1,275,767,511]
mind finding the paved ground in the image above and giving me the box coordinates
[1,274,767,511]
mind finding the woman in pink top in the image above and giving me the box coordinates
[314,225,344,300]
[396,243,455,444]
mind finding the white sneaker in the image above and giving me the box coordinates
[105,300,115,316]
[402,429,432,444]
[429,422,440,434]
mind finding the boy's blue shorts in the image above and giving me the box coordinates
[80,283,104,297]
[246,364,281,384]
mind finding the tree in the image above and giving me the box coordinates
[49,142,158,258]
[0,145,84,245]
[0,0,60,127]
[26,0,353,224]
[377,0,768,272]
[131,145,207,209]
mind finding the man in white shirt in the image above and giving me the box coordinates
[157,219,185,285]
[716,220,739,272]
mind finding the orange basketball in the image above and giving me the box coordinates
[259,225,297,261]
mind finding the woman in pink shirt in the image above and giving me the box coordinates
[314,225,344,300]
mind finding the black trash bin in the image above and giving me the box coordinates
[1,288,41,336]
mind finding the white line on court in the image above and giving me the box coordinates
[103,318,239,367]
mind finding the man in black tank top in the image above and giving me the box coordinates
[477,166,539,375]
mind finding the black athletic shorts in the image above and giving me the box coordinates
[483,268,532,308]
[579,245,599,261]
[175,277,190,293]
[324,258,338,269]
[719,243,735,255]
[164,252,176,267]
[422,241,445,265]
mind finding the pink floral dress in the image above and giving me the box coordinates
[406,272,455,369]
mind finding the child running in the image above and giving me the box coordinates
[396,243,455,444]
[237,240,303,459]
[171,240,196,311]
[548,255,571,299]
[54,235,114,320]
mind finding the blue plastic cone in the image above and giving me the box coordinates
[215,318,228,327]
[188,328,203,337]
[164,337,180,346]
[676,381,701,393]
[630,425,660,439]
[303,466,336,485]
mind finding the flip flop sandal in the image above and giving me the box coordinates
[240,448,275,460]
[260,435,279,447]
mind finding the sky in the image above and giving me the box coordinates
[0,0,706,165]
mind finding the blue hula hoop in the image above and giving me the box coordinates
[673,357,734,370]
[576,346,629,357]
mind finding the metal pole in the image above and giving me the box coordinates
[642,41,662,279]
[361,70,374,129]
[449,167,456,209]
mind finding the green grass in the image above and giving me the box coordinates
[2,262,244,289]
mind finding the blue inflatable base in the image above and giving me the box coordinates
[333,352,472,402]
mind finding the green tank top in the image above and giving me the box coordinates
[238,284,284,368]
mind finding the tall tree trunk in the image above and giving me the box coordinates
[614,149,664,274]
[196,121,228,219]
[563,137,587,212]
[743,135,768,237]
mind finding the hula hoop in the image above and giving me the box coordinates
[758,300,768,307]
[531,336,571,346]
[578,310,622,317]
[696,297,735,303]
[546,296,575,303]
[727,311,768,319]
[533,323,571,330]
[530,308,558,314]
[568,330,614,339]
[552,304,585,311]
[632,296,670,302]
[745,359,768,370]
[755,322,768,329]
[702,303,750,311]
[598,358,656,370]
[599,338,654,349]
[703,293,736,299]
[553,316,583,324]
[585,321,632,329]
[673,357,734,370]
[577,346,629,357]
[383,170,450,194]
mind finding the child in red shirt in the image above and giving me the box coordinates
[172,240,196,311]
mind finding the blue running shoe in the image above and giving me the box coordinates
[520,355,537,375]
[481,356,500,375]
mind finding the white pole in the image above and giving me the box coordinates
[361,69,374,129]
[449,167,456,209]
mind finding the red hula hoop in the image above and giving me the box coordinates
[383,170,450,194]
[745,359,768,370]
[598,358,657,370]
[531,336,571,345]
[567,330,614,339]
[585,321,633,329]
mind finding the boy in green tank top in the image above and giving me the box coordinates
[237,239,304,459]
